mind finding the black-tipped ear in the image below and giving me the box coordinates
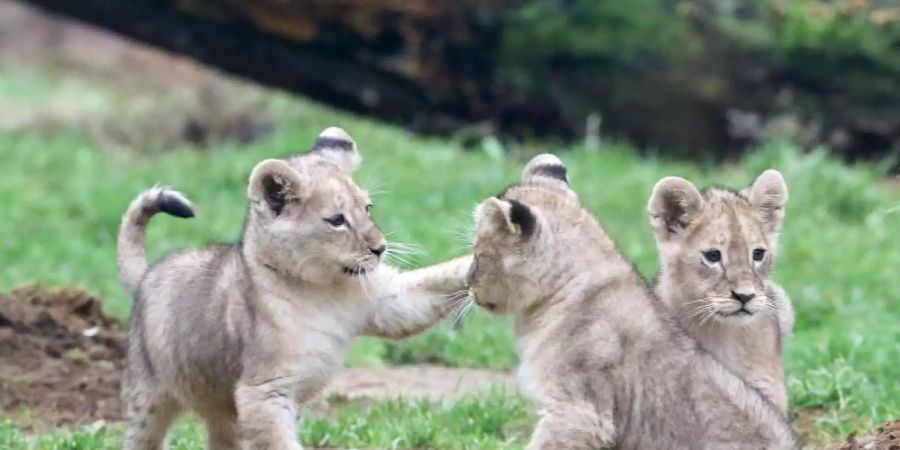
[310,126,361,173]
[508,199,536,237]
[476,197,537,238]
[247,159,304,216]
[521,153,575,197]
[749,169,788,232]
[648,176,704,240]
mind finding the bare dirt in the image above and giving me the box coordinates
[0,286,125,427]
[324,366,515,401]
[826,420,900,450]
[0,286,514,429]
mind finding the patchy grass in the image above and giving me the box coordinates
[0,392,532,449]
[0,61,897,447]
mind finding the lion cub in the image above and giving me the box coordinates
[118,127,470,450]
[648,172,793,413]
[467,155,795,450]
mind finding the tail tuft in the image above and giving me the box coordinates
[118,187,194,295]
[159,190,195,218]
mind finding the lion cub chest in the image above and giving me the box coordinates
[249,290,372,398]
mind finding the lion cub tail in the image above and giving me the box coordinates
[117,186,194,296]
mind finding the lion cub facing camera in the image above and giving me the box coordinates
[466,155,795,450]
[648,172,793,413]
[118,127,470,450]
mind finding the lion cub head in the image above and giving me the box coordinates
[468,154,581,314]
[648,170,788,325]
[244,127,386,284]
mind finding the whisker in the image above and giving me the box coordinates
[385,248,420,259]
[361,179,391,198]
[687,305,712,321]
[385,250,416,267]
[386,242,424,254]
[698,309,717,326]
[451,296,475,330]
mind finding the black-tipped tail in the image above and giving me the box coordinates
[118,187,194,295]
[159,191,195,218]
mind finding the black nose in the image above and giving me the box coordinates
[370,244,386,257]
[731,291,756,304]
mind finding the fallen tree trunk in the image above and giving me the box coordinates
[16,0,491,133]
[15,0,900,160]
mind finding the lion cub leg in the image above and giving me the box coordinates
[527,401,615,450]
[122,381,183,450]
[203,415,240,450]
[193,405,240,450]
[235,379,303,450]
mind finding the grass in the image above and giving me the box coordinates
[0,392,533,450]
[0,61,897,447]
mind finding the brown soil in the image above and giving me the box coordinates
[0,286,514,428]
[0,286,126,427]
[827,420,900,450]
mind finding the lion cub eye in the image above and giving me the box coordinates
[752,248,766,262]
[324,214,347,228]
[365,204,373,215]
[702,250,722,264]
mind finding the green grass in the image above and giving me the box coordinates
[0,62,897,447]
[0,392,532,449]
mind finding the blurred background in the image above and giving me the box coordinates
[0,1,897,449]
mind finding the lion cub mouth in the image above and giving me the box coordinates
[723,308,753,317]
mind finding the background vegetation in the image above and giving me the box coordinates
[0,47,897,447]
[17,0,899,159]
[498,0,900,156]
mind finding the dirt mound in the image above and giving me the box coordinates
[0,286,126,426]
[829,421,900,450]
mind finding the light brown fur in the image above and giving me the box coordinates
[648,172,793,414]
[117,127,471,450]
[467,155,796,450]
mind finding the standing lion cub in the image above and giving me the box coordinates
[467,154,795,449]
[118,127,470,450]
[648,171,793,413]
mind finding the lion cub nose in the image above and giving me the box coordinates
[731,291,755,304]
[369,244,386,257]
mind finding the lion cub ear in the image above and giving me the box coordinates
[521,153,575,197]
[311,126,361,174]
[247,159,305,216]
[748,169,788,232]
[648,176,704,240]
[476,197,537,238]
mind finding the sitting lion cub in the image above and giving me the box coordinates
[467,154,795,449]
[648,172,793,414]
[118,127,470,450]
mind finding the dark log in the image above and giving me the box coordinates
[17,0,495,134]
[13,0,900,160]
